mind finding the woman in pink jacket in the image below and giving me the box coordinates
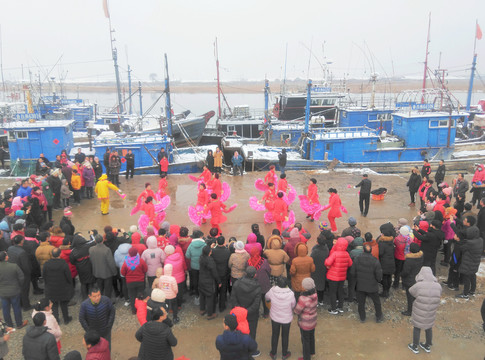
[245,233,262,255]
[164,245,187,310]
[141,236,166,288]
[324,238,352,314]
[159,263,179,323]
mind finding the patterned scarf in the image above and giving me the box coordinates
[124,254,140,271]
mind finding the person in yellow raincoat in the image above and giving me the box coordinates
[95,174,125,215]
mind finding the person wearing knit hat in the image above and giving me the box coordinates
[164,245,175,255]
[341,217,361,239]
[294,277,318,360]
[400,243,423,316]
[216,313,257,360]
[230,265,261,357]
[121,246,148,314]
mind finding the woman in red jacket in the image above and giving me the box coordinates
[121,247,148,314]
[210,173,222,199]
[205,193,227,235]
[273,192,288,233]
[160,156,169,177]
[198,165,212,184]
[324,238,352,314]
[261,183,276,212]
[322,188,342,232]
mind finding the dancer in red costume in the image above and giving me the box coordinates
[264,165,277,185]
[306,178,320,220]
[321,188,342,232]
[137,183,156,205]
[198,165,212,184]
[197,183,209,207]
[158,174,168,198]
[205,193,227,235]
[262,182,276,212]
[273,192,288,233]
[160,156,169,177]
[142,196,158,229]
[210,173,222,199]
[277,173,288,194]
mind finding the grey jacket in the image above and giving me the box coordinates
[0,261,24,297]
[89,243,117,279]
[409,266,442,330]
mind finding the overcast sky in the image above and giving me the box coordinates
[0,0,484,84]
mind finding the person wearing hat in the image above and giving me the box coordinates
[121,247,148,314]
[355,173,372,217]
[216,314,257,360]
[230,266,262,357]
[401,243,423,316]
[293,277,318,360]
[341,217,361,239]
[392,226,413,289]
[435,160,446,188]
[351,244,383,323]
[228,241,250,286]
[60,208,75,236]
[94,174,125,215]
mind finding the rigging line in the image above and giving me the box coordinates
[475,71,485,88]
[2,59,112,72]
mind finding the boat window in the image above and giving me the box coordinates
[429,119,455,128]
[322,98,336,106]
[228,125,236,132]
[105,119,111,124]
[7,131,15,140]
[16,131,28,139]
[326,143,332,151]
[368,114,378,122]
[310,99,322,106]
[281,133,291,142]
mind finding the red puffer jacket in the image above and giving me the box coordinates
[324,238,352,281]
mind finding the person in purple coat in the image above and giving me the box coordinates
[82,164,96,199]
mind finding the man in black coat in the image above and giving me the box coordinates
[212,237,231,312]
[125,149,135,179]
[435,160,446,186]
[43,248,74,324]
[46,171,62,209]
[453,173,469,201]
[412,220,444,275]
[355,174,372,216]
[7,235,32,310]
[70,234,96,299]
[400,243,423,316]
[457,226,483,299]
[22,312,60,360]
[278,148,287,175]
[351,244,383,323]
[230,266,261,357]
[136,307,177,360]
[406,167,421,206]
[477,198,485,255]
[103,149,111,178]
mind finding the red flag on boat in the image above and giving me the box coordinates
[102,0,110,18]
[477,23,483,40]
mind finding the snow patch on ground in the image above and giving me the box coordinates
[476,260,485,278]
[452,150,485,158]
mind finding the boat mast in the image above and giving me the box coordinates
[264,79,270,145]
[215,38,222,122]
[138,81,143,116]
[421,13,431,104]
[0,25,5,99]
[127,65,132,115]
[304,79,312,134]
[164,53,173,138]
[466,20,481,111]
[105,0,124,116]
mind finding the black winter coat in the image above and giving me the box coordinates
[23,239,41,278]
[7,245,31,275]
[22,326,60,360]
[136,321,177,360]
[413,227,444,267]
[125,153,135,167]
[60,217,75,236]
[70,237,95,284]
[407,173,422,193]
[43,258,74,301]
[435,164,446,184]
[351,252,382,293]
[401,251,424,288]
[378,236,395,274]
[230,276,262,320]
[212,246,231,279]
[310,243,329,291]
[459,226,484,275]
[216,330,258,360]
[198,255,221,296]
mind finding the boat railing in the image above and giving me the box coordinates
[312,126,378,138]
[94,134,170,146]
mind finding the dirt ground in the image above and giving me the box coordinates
[2,169,485,360]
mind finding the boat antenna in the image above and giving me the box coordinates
[215,37,222,122]
[164,53,173,138]
[306,37,313,80]
[466,20,481,111]
[104,0,124,116]
[126,47,132,115]
[283,42,288,94]
[421,12,431,104]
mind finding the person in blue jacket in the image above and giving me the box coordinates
[216,314,257,360]
[231,151,244,176]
